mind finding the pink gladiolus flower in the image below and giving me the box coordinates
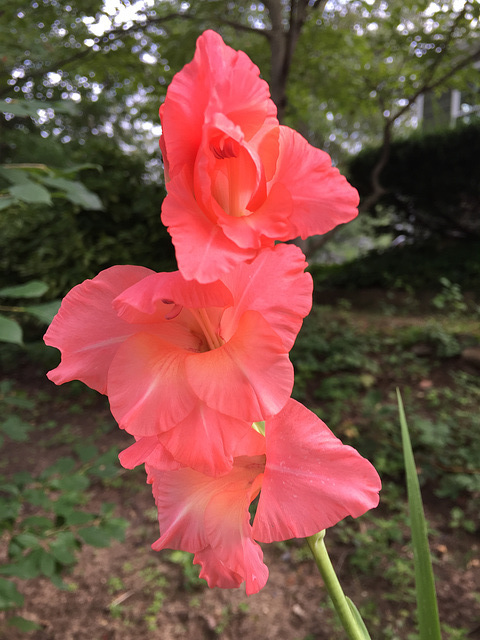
[160,30,359,283]
[147,399,381,595]
[44,244,312,475]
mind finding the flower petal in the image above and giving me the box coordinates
[220,244,312,351]
[108,333,196,436]
[44,265,154,393]
[274,127,359,239]
[162,168,257,283]
[157,403,254,476]
[149,465,213,553]
[194,548,244,589]
[161,30,277,180]
[253,399,381,543]
[114,271,233,319]
[149,456,267,595]
[240,181,293,242]
[195,113,266,225]
[118,436,181,471]
[185,310,293,421]
[204,460,267,595]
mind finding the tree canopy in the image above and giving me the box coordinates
[2,1,479,151]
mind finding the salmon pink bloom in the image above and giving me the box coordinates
[44,244,312,475]
[147,399,381,595]
[160,30,359,283]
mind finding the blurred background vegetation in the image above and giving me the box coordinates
[0,1,479,638]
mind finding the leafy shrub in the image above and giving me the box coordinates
[0,280,60,346]
[0,137,176,298]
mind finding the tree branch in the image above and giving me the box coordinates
[111,10,271,40]
[0,48,93,99]
[363,9,480,215]
[391,5,478,124]
[358,121,391,213]
[0,9,270,100]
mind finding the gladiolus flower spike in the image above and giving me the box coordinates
[44,28,380,598]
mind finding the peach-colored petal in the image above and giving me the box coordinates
[185,310,293,421]
[238,182,293,243]
[194,548,244,589]
[121,405,266,477]
[157,403,253,477]
[273,127,359,240]
[251,125,280,184]
[232,424,266,458]
[149,465,212,553]
[118,436,181,471]
[161,30,277,180]
[148,455,268,595]
[194,113,267,229]
[108,333,197,437]
[113,271,233,320]
[44,265,154,393]
[204,460,267,595]
[162,169,257,283]
[159,32,359,283]
[220,244,312,351]
[253,400,381,543]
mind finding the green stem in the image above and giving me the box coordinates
[0,305,27,313]
[307,531,366,640]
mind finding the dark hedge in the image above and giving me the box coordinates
[310,238,480,293]
[348,120,480,242]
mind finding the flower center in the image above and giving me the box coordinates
[189,307,225,351]
[162,299,225,353]
[211,136,240,160]
[210,134,257,219]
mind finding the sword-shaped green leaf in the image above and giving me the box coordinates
[397,389,441,640]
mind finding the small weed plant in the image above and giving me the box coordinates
[0,380,127,632]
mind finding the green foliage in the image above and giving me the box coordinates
[0,164,103,211]
[0,380,128,621]
[0,315,23,346]
[432,278,468,315]
[398,391,442,640]
[0,280,60,346]
[449,507,476,534]
[1,99,104,211]
[7,615,42,632]
[167,550,204,591]
[334,488,412,585]
[0,137,175,298]
[287,0,479,158]
[0,99,78,118]
[1,1,479,291]
[135,564,169,631]
[2,0,478,162]
[0,282,48,298]
[291,312,377,396]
